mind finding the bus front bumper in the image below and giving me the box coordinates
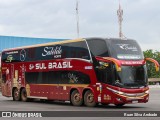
[113,92,149,104]
[103,87,149,104]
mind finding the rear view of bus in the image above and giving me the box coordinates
[86,38,159,106]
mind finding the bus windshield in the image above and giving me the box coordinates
[97,64,148,88]
[115,65,148,88]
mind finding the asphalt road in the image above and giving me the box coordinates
[0,87,159,120]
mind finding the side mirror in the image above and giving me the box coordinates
[95,56,121,72]
[145,58,159,72]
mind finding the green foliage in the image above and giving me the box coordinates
[143,49,160,78]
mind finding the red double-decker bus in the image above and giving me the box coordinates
[1,38,159,107]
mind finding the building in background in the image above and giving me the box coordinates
[0,35,65,52]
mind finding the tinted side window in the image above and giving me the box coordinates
[25,72,38,84]
[25,71,90,84]
[96,63,115,84]
[87,39,109,57]
[2,41,90,63]
[60,71,90,84]
[28,48,36,60]
[62,41,90,60]
[47,72,59,84]
[25,71,59,84]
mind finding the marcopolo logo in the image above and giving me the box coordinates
[117,44,138,51]
[42,46,62,58]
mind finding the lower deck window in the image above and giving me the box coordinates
[25,71,90,84]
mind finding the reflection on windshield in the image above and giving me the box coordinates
[117,65,147,88]
[96,64,147,88]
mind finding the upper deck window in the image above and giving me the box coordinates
[87,39,109,57]
[62,41,90,60]
[108,39,144,60]
[86,38,144,60]
[1,40,90,63]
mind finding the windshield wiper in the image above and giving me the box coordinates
[123,83,143,88]
[115,82,123,87]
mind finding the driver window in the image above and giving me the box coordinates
[96,63,114,84]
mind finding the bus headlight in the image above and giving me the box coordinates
[118,91,124,95]
[145,90,149,94]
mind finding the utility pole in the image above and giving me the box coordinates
[76,0,80,38]
[117,0,124,39]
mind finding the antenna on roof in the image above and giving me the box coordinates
[76,0,80,38]
[117,0,125,39]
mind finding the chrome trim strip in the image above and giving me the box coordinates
[27,96,48,99]
[65,58,90,63]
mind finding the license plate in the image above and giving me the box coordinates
[132,100,138,104]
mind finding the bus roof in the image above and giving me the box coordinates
[2,37,134,52]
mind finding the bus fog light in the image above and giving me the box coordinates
[118,91,124,95]
[116,97,122,102]
[146,96,149,100]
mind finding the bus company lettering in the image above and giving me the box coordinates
[34,62,73,70]
[42,46,62,58]
[117,44,138,51]
[35,63,47,70]
[48,62,73,69]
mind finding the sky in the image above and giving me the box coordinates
[0,0,160,51]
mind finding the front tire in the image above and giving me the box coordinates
[71,90,83,106]
[115,103,125,107]
[84,90,96,107]
[21,88,28,102]
[13,88,20,101]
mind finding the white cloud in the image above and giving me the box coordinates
[0,0,160,50]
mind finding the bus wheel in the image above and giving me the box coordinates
[13,88,20,101]
[115,103,125,107]
[21,88,28,102]
[71,90,83,106]
[84,90,96,107]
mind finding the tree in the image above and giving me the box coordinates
[143,49,160,78]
